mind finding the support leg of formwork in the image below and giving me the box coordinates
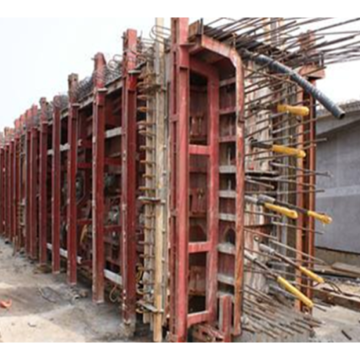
[92,58,106,303]
[219,295,232,342]
[39,98,48,264]
[169,18,190,342]
[52,98,61,273]
[121,29,137,331]
[67,77,79,285]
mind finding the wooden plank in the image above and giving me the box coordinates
[332,262,360,277]
[314,289,360,312]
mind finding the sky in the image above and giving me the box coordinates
[0,17,359,129]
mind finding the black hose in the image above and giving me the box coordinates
[242,50,345,119]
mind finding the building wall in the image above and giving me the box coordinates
[316,109,360,254]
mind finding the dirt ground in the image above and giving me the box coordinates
[313,282,360,342]
[0,237,140,343]
[313,305,360,342]
[1,237,360,343]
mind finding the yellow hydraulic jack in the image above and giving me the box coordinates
[245,195,298,220]
[277,104,310,117]
[244,251,314,309]
[259,243,325,284]
[258,194,332,225]
[250,139,306,159]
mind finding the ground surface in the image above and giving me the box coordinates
[313,281,360,342]
[0,237,138,343]
[1,237,360,342]
[314,305,360,342]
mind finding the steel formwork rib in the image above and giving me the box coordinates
[67,75,79,285]
[39,98,49,265]
[0,142,4,236]
[92,55,106,303]
[52,97,61,273]
[121,29,138,330]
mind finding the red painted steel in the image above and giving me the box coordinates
[303,88,316,301]
[121,29,138,329]
[92,55,106,302]
[3,142,7,239]
[67,75,79,285]
[9,138,14,244]
[168,21,245,341]
[219,295,232,342]
[25,111,31,256]
[169,17,190,342]
[52,97,61,273]
[39,98,48,264]
[6,140,10,240]
[13,122,20,251]
[18,115,26,250]
[188,57,220,325]
[0,145,4,236]
[197,35,245,336]
[0,19,326,342]
[29,106,39,260]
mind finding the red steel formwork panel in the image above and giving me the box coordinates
[0,18,339,343]
[29,106,39,260]
[59,101,70,272]
[92,55,106,302]
[10,132,15,246]
[67,75,79,285]
[75,74,93,284]
[13,119,21,251]
[169,18,245,342]
[24,110,31,256]
[169,18,191,342]
[18,115,26,251]
[8,134,14,244]
[0,135,4,236]
[5,132,11,242]
[298,79,318,303]
[121,29,138,330]
[52,96,62,273]
[3,132,7,238]
[39,98,49,264]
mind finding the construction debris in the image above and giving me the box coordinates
[0,300,12,309]
[341,329,352,341]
